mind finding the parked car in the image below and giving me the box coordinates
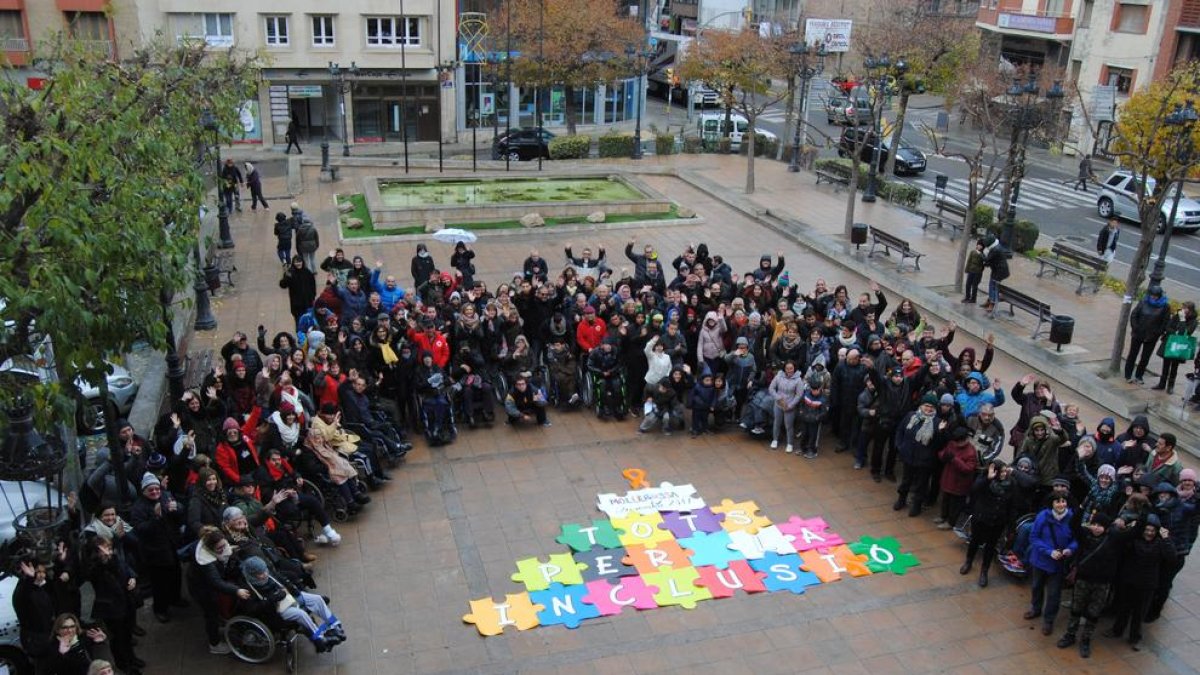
[825,97,873,126]
[0,479,66,675]
[696,113,778,151]
[1096,170,1200,234]
[0,351,138,435]
[491,127,556,161]
[837,128,927,175]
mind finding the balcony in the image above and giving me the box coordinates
[2,36,29,64]
[977,5,1074,40]
[920,0,981,18]
[71,38,114,59]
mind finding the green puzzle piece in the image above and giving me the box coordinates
[642,565,713,609]
[555,520,625,552]
[511,553,589,591]
[848,536,921,576]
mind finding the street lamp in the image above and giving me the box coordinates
[329,61,359,157]
[999,75,1064,247]
[861,55,906,202]
[434,59,460,173]
[194,111,220,332]
[1148,100,1199,288]
[0,403,69,564]
[625,45,654,160]
[787,41,827,173]
[200,110,234,249]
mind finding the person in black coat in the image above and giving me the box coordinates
[43,613,110,675]
[1106,513,1177,650]
[868,367,912,482]
[1057,513,1121,658]
[450,242,476,287]
[280,256,318,330]
[961,462,1014,587]
[410,243,436,289]
[981,236,1010,309]
[893,393,950,517]
[12,558,56,673]
[188,527,251,654]
[273,213,293,266]
[127,474,184,624]
[82,537,141,674]
[1125,285,1171,384]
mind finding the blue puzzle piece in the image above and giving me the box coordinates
[747,552,822,594]
[530,583,602,629]
[678,530,743,570]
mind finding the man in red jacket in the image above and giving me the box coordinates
[576,305,607,353]
[407,319,450,367]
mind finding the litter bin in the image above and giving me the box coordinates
[1049,315,1074,351]
[204,264,222,292]
[851,222,869,246]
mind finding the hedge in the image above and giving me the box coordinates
[811,158,922,208]
[655,133,675,156]
[598,133,636,158]
[739,133,779,158]
[548,135,591,160]
[986,218,1041,253]
[681,135,703,154]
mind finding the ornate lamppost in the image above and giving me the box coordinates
[998,74,1064,247]
[787,41,827,172]
[329,61,359,157]
[861,55,906,203]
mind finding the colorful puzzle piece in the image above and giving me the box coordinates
[610,510,675,549]
[462,593,544,636]
[642,565,714,609]
[555,520,624,552]
[799,547,867,583]
[530,583,602,629]
[776,516,846,552]
[658,507,726,538]
[678,530,743,570]
[848,536,922,576]
[827,544,873,578]
[511,553,588,591]
[711,499,772,535]
[726,525,797,560]
[574,546,638,582]
[596,482,705,517]
[693,560,769,598]
[580,576,660,616]
[622,541,694,576]
[748,552,822,594]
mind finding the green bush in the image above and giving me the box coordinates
[973,204,996,230]
[548,135,591,160]
[655,133,675,156]
[986,218,1041,253]
[879,181,922,209]
[598,133,636,158]
[812,158,919,207]
[682,135,703,154]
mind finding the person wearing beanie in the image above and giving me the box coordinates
[868,365,912,482]
[129,470,186,624]
[239,556,345,652]
[1057,511,1121,657]
[936,427,978,530]
[214,408,263,487]
[1146,480,1193,622]
[894,394,949,517]
[750,251,785,283]
[1076,440,1122,522]
[796,377,829,459]
[1107,510,1176,650]
[1126,285,1171,384]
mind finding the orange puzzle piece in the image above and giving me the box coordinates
[622,540,695,575]
[462,593,543,636]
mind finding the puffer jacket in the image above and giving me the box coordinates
[697,311,726,361]
[768,369,804,412]
[1018,415,1065,487]
[1028,507,1078,574]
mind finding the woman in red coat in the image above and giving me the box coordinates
[214,406,263,486]
[936,427,979,530]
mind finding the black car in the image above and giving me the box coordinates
[836,128,927,175]
[492,127,556,161]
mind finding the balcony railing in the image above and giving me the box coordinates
[1,37,29,52]
[73,39,114,58]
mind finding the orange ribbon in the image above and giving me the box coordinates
[622,468,649,489]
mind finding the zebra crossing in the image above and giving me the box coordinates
[904,174,1100,213]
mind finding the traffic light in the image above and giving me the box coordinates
[666,67,678,86]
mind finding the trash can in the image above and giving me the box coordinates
[1050,315,1074,351]
[204,265,222,292]
[851,222,869,246]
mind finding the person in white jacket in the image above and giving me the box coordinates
[644,336,673,388]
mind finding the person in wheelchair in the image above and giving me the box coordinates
[544,338,581,407]
[639,376,683,435]
[504,374,550,427]
[239,556,345,654]
[501,335,537,385]
[450,344,495,427]
[312,403,391,486]
[222,506,314,588]
[711,373,737,429]
[337,372,411,460]
[301,427,372,515]
[739,381,775,437]
[255,449,342,547]
[587,338,626,420]
[415,351,457,445]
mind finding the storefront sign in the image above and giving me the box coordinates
[997,13,1058,33]
[804,19,852,52]
[288,85,325,98]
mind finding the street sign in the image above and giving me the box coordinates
[1091,85,1116,123]
[288,85,324,98]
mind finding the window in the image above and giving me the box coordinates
[311,15,335,46]
[1044,0,1065,16]
[265,15,289,46]
[1105,66,1135,94]
[365,16,421,47]
[0,10,26,45]
[1114,3,1149,33]
[172,13,234,47]
[66,11,107,40]
[1080,0,1094,27]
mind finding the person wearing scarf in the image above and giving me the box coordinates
[894,393,949,517]
[1025,495,1078,636]
[187,468,228,538]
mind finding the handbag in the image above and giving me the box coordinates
[1163,334,1197,361]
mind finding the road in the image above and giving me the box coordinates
[641,82,1200,291]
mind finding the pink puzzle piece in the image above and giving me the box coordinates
[693,560,769,598]
[776,516,846,552]
[580,576,660,616]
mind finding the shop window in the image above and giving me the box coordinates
[312,15,335,47]
[265,16,289,46]
[1113,3,1149,33]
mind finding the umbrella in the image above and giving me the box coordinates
[432,228,477,244]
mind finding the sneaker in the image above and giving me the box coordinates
[327,530,342,546]
[739,422,749,430]
[751,427,764,435]
[569,393,580,404]
[785,444,794,454]
[542,421,552,427]
[209,641,231,655]
[933,517,946,525]
[313,534,330,546]
[936,522,952,530]
[804,451,817,459]
[769,440,778,450]
[853,462,863,469]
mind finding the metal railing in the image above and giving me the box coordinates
[1,37,29,52]
[73,39,114,59]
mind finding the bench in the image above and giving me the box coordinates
[990,283,1052,339]
[183,349,214,391]
[1036,240,1107,294]
[211,250,238,289]
[917,209,963,238]
[815,169,850,188]
[868,226,925,271]
[934,195,967,219]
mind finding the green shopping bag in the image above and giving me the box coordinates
[1163,334,1197,360]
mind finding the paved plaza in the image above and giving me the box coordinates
[138,153,1198,674]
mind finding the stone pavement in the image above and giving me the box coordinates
[136,155,1198,674]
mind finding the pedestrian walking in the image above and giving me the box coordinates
[244,162,268,211]
[1096,217,1119,263]
[285,118,302,155]
[292,203,319,274]
[1075,155,1093,191]
[219,158,242,213]
[273,212,293,266]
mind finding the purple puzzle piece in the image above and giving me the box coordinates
[776,516,846,552]
[658,507,726,539]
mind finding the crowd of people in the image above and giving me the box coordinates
[14,217,1197,672]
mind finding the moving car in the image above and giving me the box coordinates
[696,114,779,151]
[491,128,557,162]
[837,128,927,175]
[1096,170,1200,234]
[825,97,873,126]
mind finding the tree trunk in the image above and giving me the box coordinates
[778,77,795,162]
[564,84,578,136]
[955,202,975,293]
[723,92,734,152]
[746,120,756,194]
[883,90,911,177]
[844,157,860,237]
[1109,223,1156,373]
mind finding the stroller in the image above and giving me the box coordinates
[738,387,774,439]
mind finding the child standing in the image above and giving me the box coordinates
[964,239,985,304]
[797,380,828,459]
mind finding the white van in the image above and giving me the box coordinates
[696,113,777,151]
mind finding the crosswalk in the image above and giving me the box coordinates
[903,174,1100,213]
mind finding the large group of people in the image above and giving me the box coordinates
[14,219,1197,673]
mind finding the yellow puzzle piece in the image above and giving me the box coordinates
[711,498,772,535]
[462,593,543,636]
[610,510,675,549]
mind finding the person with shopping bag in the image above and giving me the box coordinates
[1153,302,1197,395]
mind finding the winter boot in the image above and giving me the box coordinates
[1056,631,1076,649]
[1079,623,1094,658]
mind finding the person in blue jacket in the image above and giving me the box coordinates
[1024,494,1078,636]
[688,369,717,437]
[370,262,407,311]
[954,371,1005,418]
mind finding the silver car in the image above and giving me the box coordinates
[1097,170,1200,234]
[0,354,139,435]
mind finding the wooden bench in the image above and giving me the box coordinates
[1036,240,1107,294]
[211,250,238,289]
[868,226,925,271]
[990,283,1052,339]
[917,209,963,238]
[934,195,968,219]
[815,169,850,188]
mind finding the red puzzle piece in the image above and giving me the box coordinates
[693,560,769,598]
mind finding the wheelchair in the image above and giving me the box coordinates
[295,459,370,523]
[417,390,458,446]
[223,600,304,672]
[452,375,497,428]
[996,512,1036,580]
[342,414,409,468]
[585,369,627,419]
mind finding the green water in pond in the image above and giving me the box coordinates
[378,178,644,207]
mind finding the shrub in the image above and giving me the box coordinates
[986,218,1040,253]
[879,181,922,209]
[548,135,591,160]
[598,133,635,158]
[973,204,995,230]
[716,137,732,155]
[781,144,821,170]
[812,158,919,206]
[682,135,703,154]
[655,133,675,156]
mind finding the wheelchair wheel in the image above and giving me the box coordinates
[578,369,595,407]
[226,615,277,664]
[284,631,301,673]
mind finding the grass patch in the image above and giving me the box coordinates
[341,203,690,239]
[337,194,374,232]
